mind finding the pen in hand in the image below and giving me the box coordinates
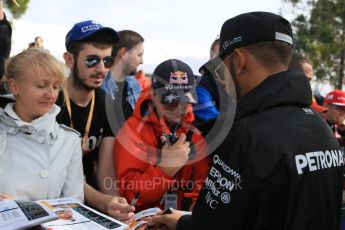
[130,192,140,207]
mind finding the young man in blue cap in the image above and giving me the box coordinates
[148,11,343,230]
[57,20,134,223]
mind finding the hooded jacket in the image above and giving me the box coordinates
[177,70,343,230]
[114,87,210,211]
[0,104,84,202]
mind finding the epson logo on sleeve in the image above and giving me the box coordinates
[203,155,243,209]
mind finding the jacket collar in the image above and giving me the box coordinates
[1,103,61,138]
[235,70,312,121]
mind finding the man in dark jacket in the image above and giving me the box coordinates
[148,11,344,230]
[0,0,12,94]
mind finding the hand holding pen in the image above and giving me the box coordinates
[147,207,185,230]
[130,192,140,207]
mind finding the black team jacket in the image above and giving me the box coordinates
[177,70,343,230]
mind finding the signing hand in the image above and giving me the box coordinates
[0,0,4,21]
[147,208,185,230]
[105,195,135,225]
[0,194,15,200]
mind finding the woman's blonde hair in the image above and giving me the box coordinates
[4,48,65,83]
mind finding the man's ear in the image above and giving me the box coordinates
[63,52,74,69]
[233,48,246,75]
[120,47,130,58]
[7,79,19,96]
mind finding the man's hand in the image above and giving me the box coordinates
[0,194,15,200]
[159,134,190,177]
[84,184,135,224]
[104,195,135,225]
[0,0,4,21]
[335,115,345,131]
[147,208,185,230]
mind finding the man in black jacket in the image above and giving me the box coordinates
[148,11,344,230]
[0,0,12,94]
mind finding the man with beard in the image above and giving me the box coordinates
[56,20,134,223]
[148,12,343,230]
[101,30,144,134]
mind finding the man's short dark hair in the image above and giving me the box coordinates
[67,30,115,56]
[112,30,144,57]
[243,20,293,68]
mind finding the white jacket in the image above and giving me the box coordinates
[0,103,84,202]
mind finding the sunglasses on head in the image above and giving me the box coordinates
[83,55,115,68]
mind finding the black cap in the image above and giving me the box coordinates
[219,11,293,58]
[152,59,197,104]
[199,57,222,75]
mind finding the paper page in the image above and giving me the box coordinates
[127,207,161,230]
[0,200,57,230]
[41,198,128,230]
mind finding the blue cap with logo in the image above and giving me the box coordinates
[65,20,119,49]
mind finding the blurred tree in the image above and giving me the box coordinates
[285,0,345,89]
[4,0,29,19]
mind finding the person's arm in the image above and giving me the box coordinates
[97,136,119,195]
[114,121,179,210]
[0,0,12,81]
[147,209,188,230]
[0,0,11,57]
[148,129,262,229]
[61,135,84,203]
[0,194,15,200]
[0,0,4,21]
[84,183,134,224]
[193,87,220,121]
[186,133,210,207]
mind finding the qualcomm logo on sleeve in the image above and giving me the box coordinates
[204,154,242,209]
[295,149,344,175]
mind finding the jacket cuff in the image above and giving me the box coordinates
[176,214,192,230]
[0,13,8,25]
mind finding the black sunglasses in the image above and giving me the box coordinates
[83,55,115,68]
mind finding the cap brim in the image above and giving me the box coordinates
[183,91,197,104]
[199,57,222,75]
[311,100,328,113]
[330,102,345,107]
[160,91,197,105]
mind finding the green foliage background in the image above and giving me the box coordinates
[4,0,30,19]
[286,0,345,89]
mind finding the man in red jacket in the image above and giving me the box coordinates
[323,90,345,141]
[114,59,210,212]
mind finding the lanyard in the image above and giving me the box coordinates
[64,88,95,149]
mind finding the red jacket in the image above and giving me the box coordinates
[114,87,210,211]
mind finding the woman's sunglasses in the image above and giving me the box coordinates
[83,55,115,68]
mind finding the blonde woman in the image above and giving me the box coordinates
[0,49,83,202]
